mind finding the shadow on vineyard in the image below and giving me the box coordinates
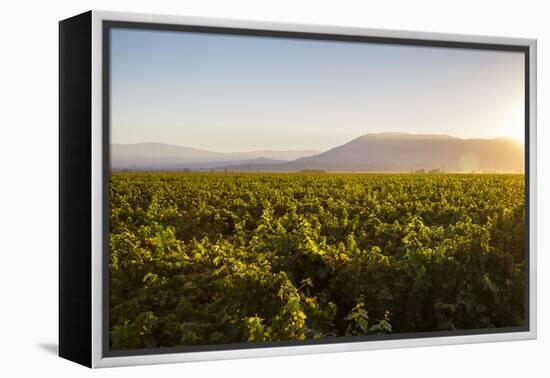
[108,173,525,350]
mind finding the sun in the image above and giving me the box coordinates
[506,125,524,144]
[500,104,525,144]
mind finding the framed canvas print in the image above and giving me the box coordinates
[59,10,537,368]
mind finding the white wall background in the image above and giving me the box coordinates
[0,0,546,376]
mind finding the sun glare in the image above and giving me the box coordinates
[500,104,524,144]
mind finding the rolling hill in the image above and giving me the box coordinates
[220,132,524,172]
[111,143,319,170]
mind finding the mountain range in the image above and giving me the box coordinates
[111,143,319,170]
[112,133,524,173]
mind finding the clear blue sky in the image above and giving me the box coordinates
[110,28,525,152]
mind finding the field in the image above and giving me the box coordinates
[109,172,525,350]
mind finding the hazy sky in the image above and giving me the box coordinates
[110,28,525,152]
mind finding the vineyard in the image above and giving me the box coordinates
[109,172,525,350]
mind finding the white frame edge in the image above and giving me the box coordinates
[90,10,537,368]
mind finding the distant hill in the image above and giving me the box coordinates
[221,132,524,172]
[111,143,319,170]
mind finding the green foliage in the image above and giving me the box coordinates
[109,172,525,350]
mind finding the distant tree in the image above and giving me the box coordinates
[300,169,326,174]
